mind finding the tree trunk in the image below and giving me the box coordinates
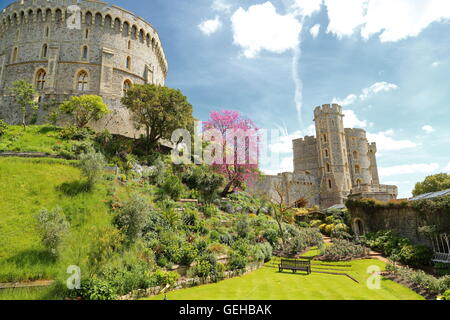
[220,180,235,197]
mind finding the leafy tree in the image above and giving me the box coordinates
[412,173,450,197]
[113,195,150,244]
[79,151,106,190]
[59,95,110,129]
[36,207,70,256]
[0,119,8,136]
[121,84,194,152]
[10,80,38,129]
[203,110,259,197]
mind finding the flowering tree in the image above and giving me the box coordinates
[203,110,260,197]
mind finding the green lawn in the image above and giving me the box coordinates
[0,125,66,154]
[147,257,423,300]
[0,157,112,282]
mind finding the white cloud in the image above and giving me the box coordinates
[269,125,316,154]
[212,0,232,13]
[333,82,399,106]
[231,2,302,58]
[422,125,435,133]
[367,130,417,151]
[309,24,321,38]
[444,163,450,172]
[343,110,368,128]
[332,94,358,106]
[198,16,222,35]
[324,0,367,38]
[322,0,450,42]
[379,163,440,177]
[360,82,399,101]
[431,61,441,67]
[291,0,323,17]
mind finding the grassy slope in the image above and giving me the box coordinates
[0,125,66,154]
[0,157,112,282]
[148,256,423,301]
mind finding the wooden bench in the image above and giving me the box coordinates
[278,259,311,275]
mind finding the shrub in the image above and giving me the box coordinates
[35,207,70,256]
[396,245,433,268]
[310,220,323,228]
[228,252,248,271]
[201,204,220,218]
[78,151,106,189]
[151,270,180,287]
[256,242,273,262]
[156,173,186,201]
[235,215,250,239]
[263,229,278,246]
[78,278,117,300]
[182,165,225,203]
[319,239,369,261]
[113,195,150,244]
[0,119,8,136]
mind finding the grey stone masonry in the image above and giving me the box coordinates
[0,0,168,137]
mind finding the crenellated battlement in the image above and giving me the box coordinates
[314,103,343,118]
[344,128,367,138]
[0,0,168,74]
[293,135,317,146]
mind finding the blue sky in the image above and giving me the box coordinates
[3,0,450,198]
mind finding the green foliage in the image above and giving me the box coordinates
[255,242,273,262]
[412,173,450,197]
[121,84,194,151]
[361,231,433,267]
[113,195,150,244]
[438,290,450,300]
[156,173,186,201]
[235,215,250,239]
[319,239,369,261]
[182,165,225,202]
[78,151,106,189]
[59,125,95,141]
[10,80,38,128]
[286,228,323,256]
[388,264,450,295]
[411,196,450,218]
[201,204,220,218]
[59,95,110,129]
[152,270,180,287]
[35,207,70,256]
[228,251,248,271]
[0,119,8,136]
[78,278,118,300]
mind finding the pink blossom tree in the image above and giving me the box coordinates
[203,110,260,197]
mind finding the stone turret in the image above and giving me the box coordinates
[314,104,352,208]
[345,128,372,186]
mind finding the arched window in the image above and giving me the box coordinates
[353,151,358,160]
[326,163,331,173]
[82,46,88,60]
[324,149,329,157]
[42,44,48,58]
[356,179,362,187]
[323,134,327,143]
[355,165,360,174]
[123,80,132,96]
[126,56,131,70]
[77,71,89,91]
[36,69,46,90]
[12,47,18,63]
[328,179,332,189]
[85,29,89,39]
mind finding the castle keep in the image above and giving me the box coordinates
[252,104,398,209]
[0,0,168,136]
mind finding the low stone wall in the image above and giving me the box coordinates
[118,262,264,300]
[349,206,450,246]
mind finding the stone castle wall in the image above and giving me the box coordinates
[0,0,168,136]
[349,206,450,246]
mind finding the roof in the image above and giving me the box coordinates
[327,204,346,210]
[409,189,450,201]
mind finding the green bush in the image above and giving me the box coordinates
[151,270,180,287]
[78,278,117,300]
[35,206,70,256]
[201,204,220,218]
[228,252,248,271]
[156,173,186,201]
[396,245,433,268]
[235,215,250,239]
[113,195,150,244]
[0,119,8,136]
[319,239,369,261]
[78,151,106,189]
[182,165,225,203]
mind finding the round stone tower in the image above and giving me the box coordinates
[314,104,352,208]
[345,128,372,186]
[0,0,168,136]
